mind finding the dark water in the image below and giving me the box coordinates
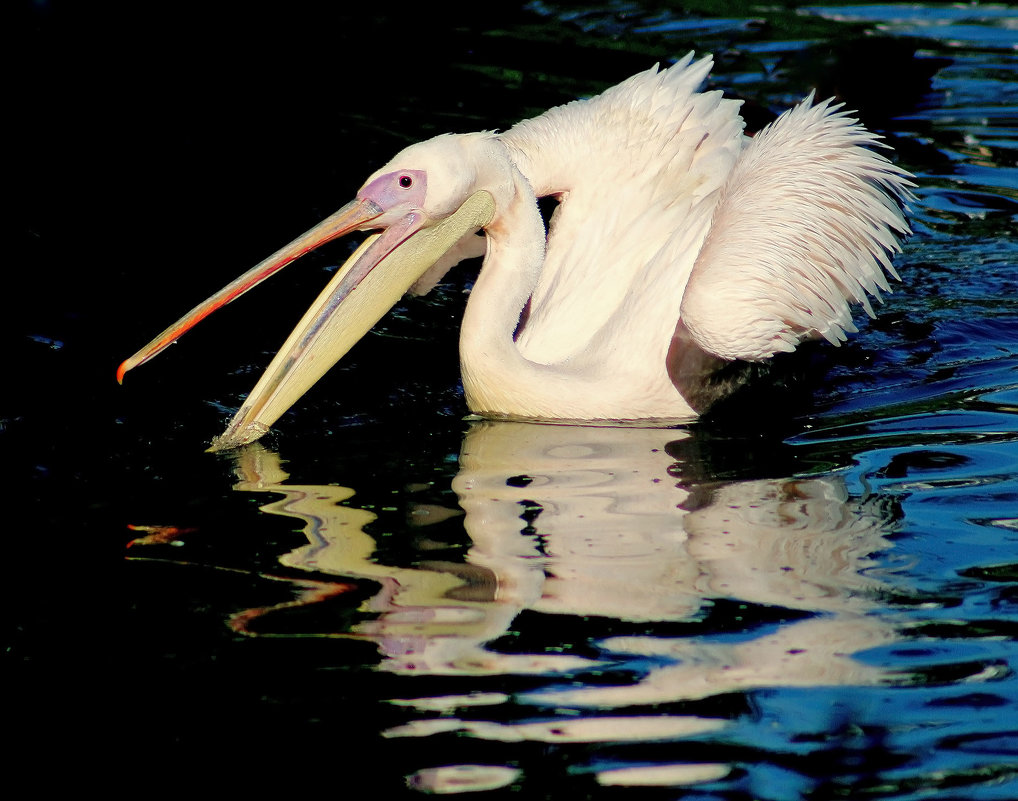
[10,2,1018,797]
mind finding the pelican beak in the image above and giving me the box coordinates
[118,189,495,451]
[116,197,386,383]
[209,190,494,450]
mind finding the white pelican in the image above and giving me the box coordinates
[117,54,913,449]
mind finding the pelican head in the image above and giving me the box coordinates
[117,133,499,449]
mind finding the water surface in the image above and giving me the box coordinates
[10,2,1018,798]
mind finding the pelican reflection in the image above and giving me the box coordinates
[229,420,899,690]
[227,420,903,790]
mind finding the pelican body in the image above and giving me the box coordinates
[118,54,913,448]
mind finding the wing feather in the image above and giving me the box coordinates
[679,96,914,361]
[501,54,746,365]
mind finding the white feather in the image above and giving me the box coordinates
[680,95,914,361]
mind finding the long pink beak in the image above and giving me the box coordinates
[117,190,496,449]
[116,197,386,383]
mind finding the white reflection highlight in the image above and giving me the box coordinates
[406,764,520,794]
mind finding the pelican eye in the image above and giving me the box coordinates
[398,174,414,189]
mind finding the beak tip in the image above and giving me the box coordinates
[207,416,271,453]
[116,361,128,384]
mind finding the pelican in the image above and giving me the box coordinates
[118,53,913,449]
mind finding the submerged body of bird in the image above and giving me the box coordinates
[118,53,913,448]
